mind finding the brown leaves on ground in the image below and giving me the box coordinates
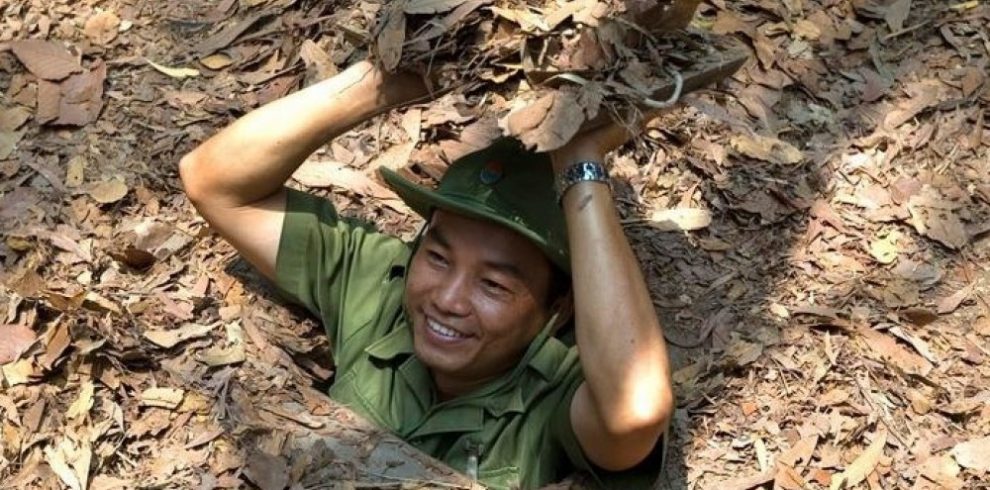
[2,0,990,489]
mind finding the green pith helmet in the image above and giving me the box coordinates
[379,138,570,274]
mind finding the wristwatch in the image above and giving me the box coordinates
[555,161,610,203]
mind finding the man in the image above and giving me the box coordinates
[179,60,674,489]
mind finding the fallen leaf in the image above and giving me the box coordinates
[377,4,406,71]
[869,234,899,264]
[293,159,398,200]
[884,0,912,32]
[854,323,931,375]
[649,208,712,231]
[730,133,804,165]
[780,434,819,467]
[830,428,887,490]
[775,463,807,490]
[65,155,86,187]
[83,11,121,45]
[66,380,95,419]
[146,59,200,79]
[1,359,35,385]
[951,436,990,472]
[10,40,82,81]
[505,89,586,151]
[888,326,937,363]
[140,387,185,409]
[0,130,24,160]
[0,106,32,131]
[900,307,938,326]
[143,323,215,349]
[0,324,38,364]
[299,39,337,79]
[243,451,290,490]
[53,60,107,126]
[918,454,965,489]
[369,142,415,171]
[196,343,246,366]
[44,441,82,490]
[936,282,975,314]
[199,53,234,70]
[404,0,471,14]
[89,178,129,204]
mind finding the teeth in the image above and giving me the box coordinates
[427,318,467,339]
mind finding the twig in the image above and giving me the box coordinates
[882,20,932,41]
[259,405,324,429]
[356,469,477,489]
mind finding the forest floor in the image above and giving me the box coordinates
[1,0,989,489]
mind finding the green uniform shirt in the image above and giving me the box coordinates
[274,189,662,489]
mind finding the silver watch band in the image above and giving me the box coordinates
[555,161,610,203]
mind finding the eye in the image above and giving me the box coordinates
[481,278,511,297]
[426,250,448,268]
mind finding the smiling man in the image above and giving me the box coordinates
[179,60,674,489]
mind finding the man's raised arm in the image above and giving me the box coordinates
[179,62,428,279]
[552,130,675,472]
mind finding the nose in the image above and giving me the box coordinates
[432,271,472,318]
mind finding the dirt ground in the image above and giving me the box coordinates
[1,0,989,489]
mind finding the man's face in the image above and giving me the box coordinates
[404,209,557,389]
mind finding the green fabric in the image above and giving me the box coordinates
[379,138,570,273]
[274,189,662,489]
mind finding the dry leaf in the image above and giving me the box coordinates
[293,159,398,200]
[0,106,32,131]
[951,436,990,472]
[884,0,912,32]
[199,53,234,70]
[0,324,37,364]
[140,387,185,409]
[649,208,712,231]
[854,323,931,375]
[44,441,82,490]
[730,133,804,165]
[404,0,470,14]
[65,156,86,187]
[144,323,214,349]
[830,428,887,490]
[299,39,337,79]
[402,108,423,142]
[936,282,975,314]
[377,4,407,71]
[147,59,200,79]
[505,89,587,151]
[2,359,35,385]
[89,178,129,204]
[10,39,82,81]
[869,233,900,264]
[370,142,416,171]
[66,380,95,419]
[83,11,121,45]
[918,454,965,489]
[197,343,246,366]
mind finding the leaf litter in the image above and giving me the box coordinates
[1,0,990,489]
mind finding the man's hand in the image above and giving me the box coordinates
[180,61,434,280]
[549,109,674,471]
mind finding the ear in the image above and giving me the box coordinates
[548,288,575,334]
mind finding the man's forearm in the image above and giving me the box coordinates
[180,62,424,207]
[554,150,673,436]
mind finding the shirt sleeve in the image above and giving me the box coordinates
[549,369,668,489]
[274,188,411,368]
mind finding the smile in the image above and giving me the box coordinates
[426,317,469,339]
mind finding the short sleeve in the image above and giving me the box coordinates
[274,188,411,369]
[549,370,668,489]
